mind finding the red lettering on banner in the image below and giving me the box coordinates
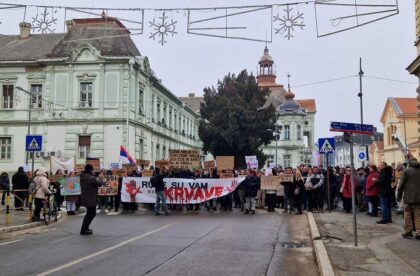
[164,188,174,202]
[215,186,223,197]
[204,187,215,199]
[175,188,184,201]
[184,188,195,202]
[193,188,205,202]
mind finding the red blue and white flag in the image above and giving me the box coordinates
[120,146,136,165]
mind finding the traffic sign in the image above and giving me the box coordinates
[26,135,42,152]
[318,138,335,154]
[358,147,367,162]
[330,121,374,135]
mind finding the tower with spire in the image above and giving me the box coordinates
[255,46,317,167]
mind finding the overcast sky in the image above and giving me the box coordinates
[1,0,417,139]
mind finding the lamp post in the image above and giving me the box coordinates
[15,86,32,165]
[357,57,365,167]
[267,115,282,167]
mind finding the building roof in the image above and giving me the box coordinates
[0,17,140,62]
[179,94,204,113]
[380,97,417,123]
[296,99,316,113]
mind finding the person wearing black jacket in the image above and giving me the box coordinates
[80,164,103,235]
[0,172,10,205]
[11,167,30,210]
[293,170,305,215]
[375,162,393,224]
[243,170,260,214]
[151,167,169,216]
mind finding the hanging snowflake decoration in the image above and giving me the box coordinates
[273,6,305,40]
[31,8,57,34]
[149,12,177,45]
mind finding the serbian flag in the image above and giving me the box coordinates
[120,146,136,165]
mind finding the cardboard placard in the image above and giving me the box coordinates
[219,169,234,179]
[216,156,234,170]
[112,168,127,177]
[169,149,200,169]
[261,175,280,190]
[49,175,64,183]
[155,160,170,169]
[122,164,138,172]
[86,159,101,170]
[137,159,150,167]
[280,174,294,183]
[141,170,154,177]
[98,175,119,196]
[74,164,85,173]
[245,156,258,169]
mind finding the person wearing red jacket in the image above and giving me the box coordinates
[341,167,356,213]
[365,165,379,217]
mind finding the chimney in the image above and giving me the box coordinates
[65,20,75,32]
[188,93,195,98]
[19,22,31,39]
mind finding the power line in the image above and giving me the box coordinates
[291,75,357,88]
[364,75,417,85]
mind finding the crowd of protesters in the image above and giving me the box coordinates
[0,157,419,239]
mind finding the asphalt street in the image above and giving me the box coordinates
[0,209,318,276]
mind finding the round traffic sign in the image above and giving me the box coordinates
[358,152,366,160]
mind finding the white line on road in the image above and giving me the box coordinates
[36,222,178,276]
[0,239,22,246]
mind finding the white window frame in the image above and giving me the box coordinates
[2,84,14,109]
[30,84,43,109]
[284,125,290,140]
[78,136,91,159]
[283,154,291,168]
[80,82,93,108]
[0,137,12,160]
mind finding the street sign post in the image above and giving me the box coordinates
[330,121,373,247]
[26,135,42,179]
[318,137,336,212]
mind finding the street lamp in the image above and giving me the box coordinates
[267,118,283,167]
[15,86,32,164]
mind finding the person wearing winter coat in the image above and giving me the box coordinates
[365,165,379,217]
[305,167,324,212]
[397,158,420,239]
[281,167,295,213]
[341,167,356,213]
[32,167,52,221]
[375,162,394,224]
[293,169,305,215]
[80,164,103,235]
[11,167,30,210]
[243,170,260,214]
[0,172,10,205]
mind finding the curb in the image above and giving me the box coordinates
[307,212,335,276]
[0,213,62,234]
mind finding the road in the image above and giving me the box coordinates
[0,209,318,276]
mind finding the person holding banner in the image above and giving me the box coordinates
[80,164,103,235]
[65,172,78,216]
[293,169,305,215]
[150,167,169,216]
[243,170,260,215]
[265,169,278,213]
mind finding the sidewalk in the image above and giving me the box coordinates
[314,210,420,276]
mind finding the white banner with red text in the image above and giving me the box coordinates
[121,177,245,204]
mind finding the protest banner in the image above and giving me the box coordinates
[142,170,154,177]
[155,160,170,169]
[49,175,64,183]
[98,176,119,196]
[86,159,101,170]
[261,175,280,190]
[121,176,245,204]
[280,174,294,183]
[137,159,150,167]
[122,163,137,171]
[169,149,200,169]
[60,176,81,196]
[245,156,259,169]
[112,168,127,177]
[216,156,234,170]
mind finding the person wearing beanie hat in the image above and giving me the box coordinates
[32,167,52,221]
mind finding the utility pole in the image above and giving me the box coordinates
[358,57,365,167]
[349,133,358,246]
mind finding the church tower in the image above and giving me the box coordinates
[256,46,279,88]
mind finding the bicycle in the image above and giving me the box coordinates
[42,187,58,225]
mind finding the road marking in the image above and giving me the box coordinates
[36,222,178,276]
[0,239,22,246]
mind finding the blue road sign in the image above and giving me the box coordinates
[358,152,366,160]
[318,138,336,154]
[330,121,374,135]
[26,135,42,152]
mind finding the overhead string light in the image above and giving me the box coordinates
[0,1,399,45]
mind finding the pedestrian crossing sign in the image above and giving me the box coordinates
[318,138,335,154]
[26,135,42,152]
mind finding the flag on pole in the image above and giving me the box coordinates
[120,146,136,165]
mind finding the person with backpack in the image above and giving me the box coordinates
[32,167,52,221]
